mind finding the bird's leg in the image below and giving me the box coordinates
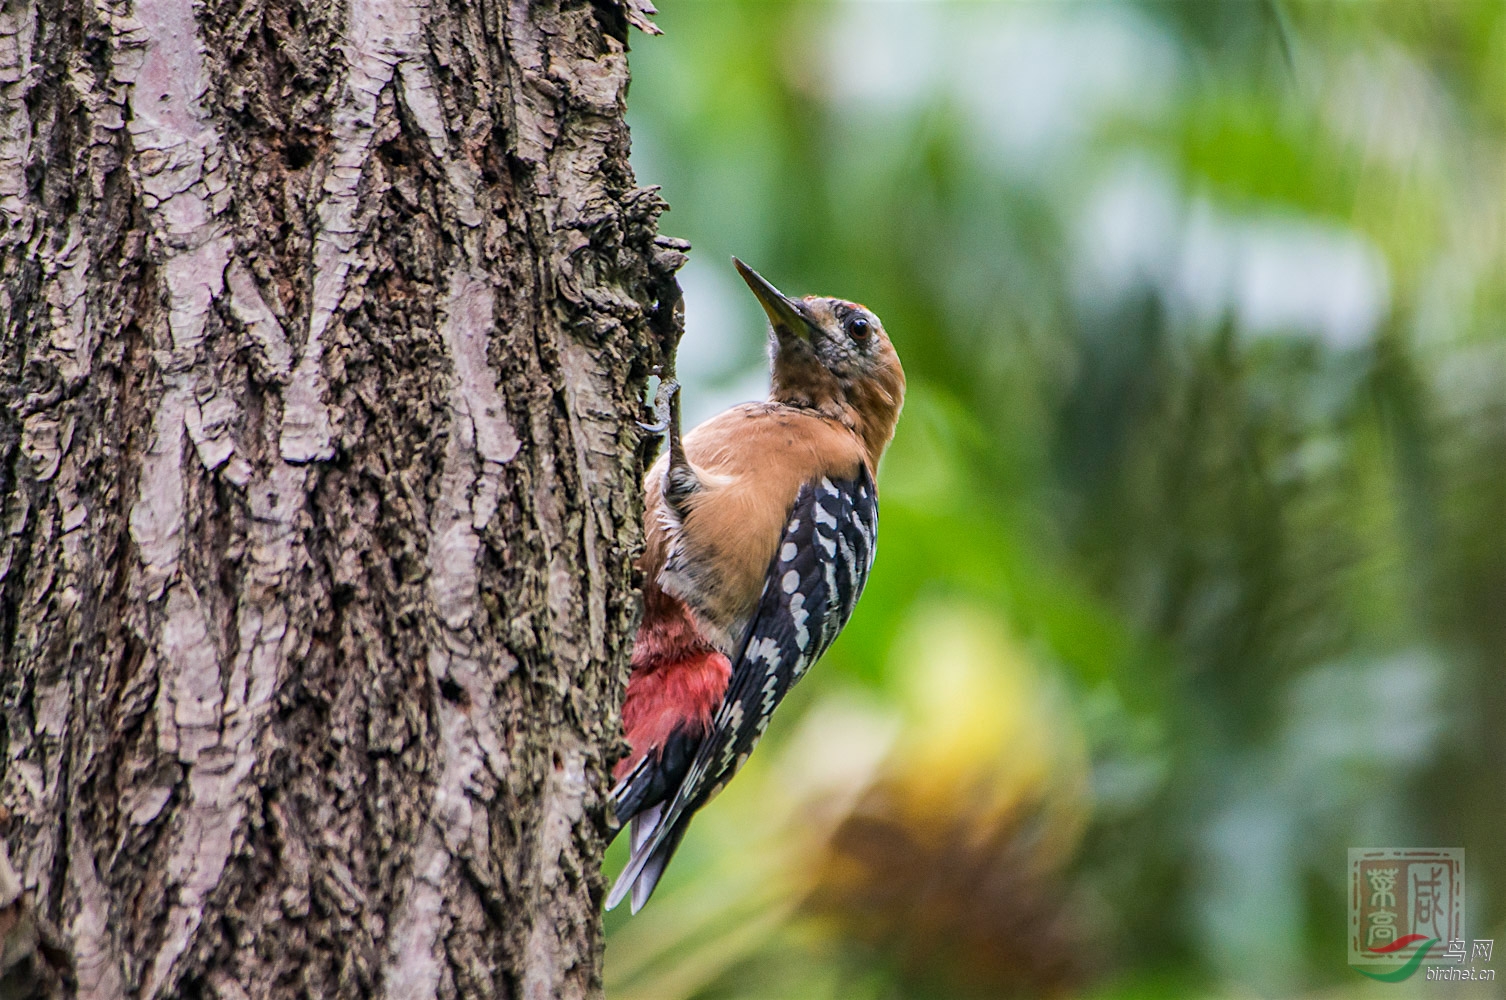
[659,380,701,513]
[639,365,698,511]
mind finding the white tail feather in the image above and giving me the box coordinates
[631,846,671,914]
[606,803,666,911]
[631,802,663,853]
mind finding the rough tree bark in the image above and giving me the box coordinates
[0,0,684,996]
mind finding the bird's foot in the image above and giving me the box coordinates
[638,377,680,435]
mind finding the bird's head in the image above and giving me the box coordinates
[734,257,906,469]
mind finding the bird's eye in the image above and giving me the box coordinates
[847,316,871,342]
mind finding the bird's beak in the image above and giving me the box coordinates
[733,257,815,344]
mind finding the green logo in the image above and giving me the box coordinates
[1353,935,1436,982]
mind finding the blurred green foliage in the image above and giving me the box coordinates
[608,2,1506,997]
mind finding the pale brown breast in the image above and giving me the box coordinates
[641,403,868,653]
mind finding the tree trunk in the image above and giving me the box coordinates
[0,0,682,995]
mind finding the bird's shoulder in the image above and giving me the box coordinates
[681,401,867,482]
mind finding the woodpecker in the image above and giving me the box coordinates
[607,258,905,912]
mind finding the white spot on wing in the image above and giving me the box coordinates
[782,570,799,594]
[781,541,797,562]
[720,701,745,772]
[748,636,782,666]
[789,592,809,648]
[837,529,860,602]
[762,672,779,716]
[821,557,839,648]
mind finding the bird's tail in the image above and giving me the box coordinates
[606,801,688,913]
[606,723,707,911]
[605,764,674,912]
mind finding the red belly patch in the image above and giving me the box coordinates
[616,647,732,780]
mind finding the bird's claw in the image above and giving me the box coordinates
[638,378,680,435]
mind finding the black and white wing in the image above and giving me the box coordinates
[607,465,879,912]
